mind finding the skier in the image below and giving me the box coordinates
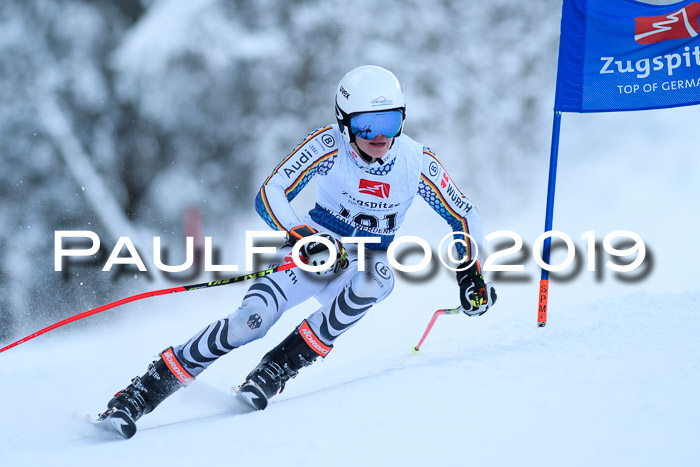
[98,65,496,433]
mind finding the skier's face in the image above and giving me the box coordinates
[353,134,393,160]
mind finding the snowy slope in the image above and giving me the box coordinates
[2,284,699,467]
[3,52,700,467]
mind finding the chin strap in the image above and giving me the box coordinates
[357,146,383,164]
[348,131,373,163]
[354,138,396,165]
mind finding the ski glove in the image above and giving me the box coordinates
[288,225,349,276]
[456,261,497,316]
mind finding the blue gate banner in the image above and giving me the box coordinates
[555,0,700,112]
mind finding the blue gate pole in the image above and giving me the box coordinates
[538,110,562,327]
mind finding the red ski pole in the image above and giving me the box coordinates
[0,262,297,355]
[413,306,463,352]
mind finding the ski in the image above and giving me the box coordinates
[87,407,137,439]
[233,383,269,411]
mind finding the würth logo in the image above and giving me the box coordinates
[634,3,700,44]
[359,179,390,198]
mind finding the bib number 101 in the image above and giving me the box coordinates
[339,206,397,230]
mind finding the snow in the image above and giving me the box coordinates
[3,103,700,464]
[2,284,699,466]
[3,103,700,467]
[2,1,700,465]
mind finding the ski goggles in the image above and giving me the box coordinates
[349,110,403,140]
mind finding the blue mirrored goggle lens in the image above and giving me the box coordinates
[350,110,403,139]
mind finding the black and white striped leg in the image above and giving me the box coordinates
[173,318,237,377]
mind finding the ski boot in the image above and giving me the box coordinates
[97,347,194,436]
[237,320,332,410]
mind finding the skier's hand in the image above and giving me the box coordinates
[288,225,349,275]
[288,225,320,245]
[456,261,496,316]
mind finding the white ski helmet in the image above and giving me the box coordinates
[335,65,406,144]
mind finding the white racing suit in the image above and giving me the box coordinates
[173,124,482,376]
